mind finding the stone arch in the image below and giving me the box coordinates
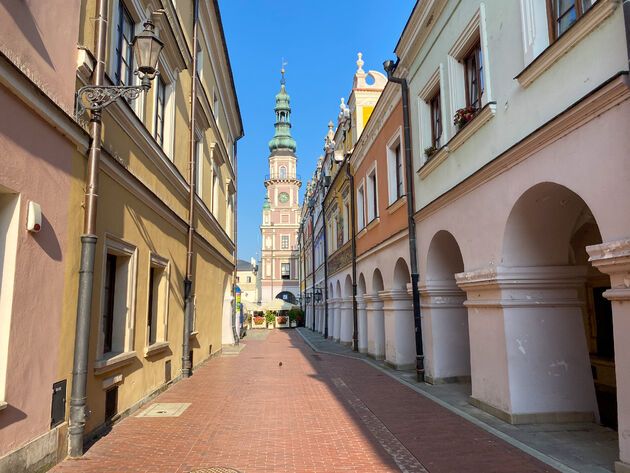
[497,181,614,427]
[344,274,353,298]
[424,230,469,385]
[371,268,384,294]
[393,257,410,290]
[357,273,366,296]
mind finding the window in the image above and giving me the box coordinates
[114,1,134,86]
[211,166,220,216]
[195,139,203,197]
[146,255,169,348]
[356,184,365,230]
[344,202,350,243]
[387,133,404,205]
[100,236,137,358]
[196,42,203,78]
[0,192,20,404]
[366,167,378,222]
[281,263,290,280]
[281,235,289,249]
[279,166,287,179]
[246,276,252,283]
[464,41,484,110]
[547,0,595,39]
[154,76,166,146]
[429,91,442,148]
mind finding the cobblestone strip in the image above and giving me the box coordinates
[331,377,430,473]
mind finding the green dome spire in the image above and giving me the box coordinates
[268,72,297,153]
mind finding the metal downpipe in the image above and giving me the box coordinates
[69,0,107,457]
[346,161,359,352]
[183,0,200,378]
[389,73,425,381]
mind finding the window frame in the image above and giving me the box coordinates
[356,181,365,230]
[463,41,484,111]
[146,253,170,351]
[386,129,405,205]
[546,0,594,40]
[281,263,291,280]
[366,163,379,223]
[114,0,135,87]
[281,235,289,250]
[98,234,138,360]
[154,75,166,147]
[429,89,442,149]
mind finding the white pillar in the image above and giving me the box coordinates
[456,265,598,425]
[588,240,630,471]
[340,297,353,346]
[327,300,334,339]
[379,289,415,370]
[331,299,341,341]
[357,296,368,353]
[419,282,470,384]
[365,294,385,360]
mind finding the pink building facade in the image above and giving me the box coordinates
[0,0,84,471]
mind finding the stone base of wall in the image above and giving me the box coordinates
[0,423,67,473]
[425,375,471,385]
[469,396,594,425]
[384,360,415,371]
[615,461,630,473]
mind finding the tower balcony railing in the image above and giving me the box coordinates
[265,173,301,181]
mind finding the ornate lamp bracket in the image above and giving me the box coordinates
[75,73,156,117]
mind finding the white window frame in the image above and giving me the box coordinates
[519,0,551,66]
[195,135,203,198]
[152,54,177,160]
[386,126,405,205]
[447,5,493,136]
[366,163,378,223]
[98,234,138,360]
[0,191,20,406]
[211,164,220,216]
[356,180,365,230]
[279,165,287,179]
[418,67,447,163]
[343,198,350,243]
[145,254,170,351]
[281,235,289,249]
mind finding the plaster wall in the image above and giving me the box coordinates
[0,87,73,457]
[405,0,627,212]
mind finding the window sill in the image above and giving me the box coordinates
[356,227,367,240]
[387,196,407,214]
[448,102,496,154]
[144,341,170,358]
[418,146,449,180]
[515,0,617,88]
[0,401,7,411]
[366,217,380,231]
[94,351,137,376]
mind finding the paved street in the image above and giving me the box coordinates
[52,330,558,473]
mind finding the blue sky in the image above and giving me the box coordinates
[219,0,416,262]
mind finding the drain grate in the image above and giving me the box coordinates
[189,468,242,473]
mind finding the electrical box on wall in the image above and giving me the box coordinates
[26,201,41,232]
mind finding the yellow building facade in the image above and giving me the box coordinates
[59,0,242,446]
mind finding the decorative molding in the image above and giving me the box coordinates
[0,51,88,152]
[447,102,497,153]
[448,9,482,59]
[366,217,380,231]
[515,0,619,88]
[144,341,170,358]
[418,146,448,179]
[419,67,441,101]
[94,351,137,376]
[386,196,407,214]
[415,73,630,223]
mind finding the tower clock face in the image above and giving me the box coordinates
[278,192,289,203]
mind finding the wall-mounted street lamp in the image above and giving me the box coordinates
[75,20,164,116]
[305,292,312,304]
[314,288,323,303]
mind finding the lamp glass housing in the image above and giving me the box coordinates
[133,21,164,76]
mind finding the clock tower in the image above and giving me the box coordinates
[260,71,302,304]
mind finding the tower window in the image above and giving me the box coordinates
[281,263,290,280]
[281,235,289,249]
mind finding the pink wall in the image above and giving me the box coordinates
[0,0,80,457]
[0,0,82,110]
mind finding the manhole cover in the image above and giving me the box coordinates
[189,468,242,473]
[136,403,191,417]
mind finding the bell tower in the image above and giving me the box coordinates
[260,67,302,304]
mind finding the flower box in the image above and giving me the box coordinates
[276,316,290,329]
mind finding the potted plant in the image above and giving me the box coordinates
[288,309,298,328]
[424,145,437,159]
[453,106,477,131]
[253,314,265,328]
[276,315,289,328]
[265,310,275,329]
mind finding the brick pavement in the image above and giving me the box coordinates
[51,330,559,473]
